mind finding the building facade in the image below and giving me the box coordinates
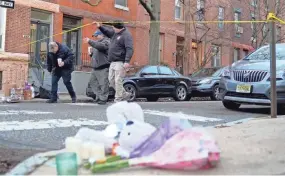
[0,0,284,94]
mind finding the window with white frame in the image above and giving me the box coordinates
[115,0,127,8]
[211,45,221,67]
[175,0,182,20]
[234,11,241,30]
[218,7,224,29]
[197,0,205,21]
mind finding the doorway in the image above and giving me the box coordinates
[176,36,184,74]
[63,29,79,64]
[62,16,81,65]
[30,22,50,68]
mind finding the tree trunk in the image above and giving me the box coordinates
[149,0,161,65]
[183,0,191,75]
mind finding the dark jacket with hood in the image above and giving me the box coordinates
[47,42,74,73]
[99,26,134,63]
[88,37,110,70]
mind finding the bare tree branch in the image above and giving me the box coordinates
[139,0,156,20]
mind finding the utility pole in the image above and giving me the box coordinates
[269,2,277,118]
[183,0,191,75]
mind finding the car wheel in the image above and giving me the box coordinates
[124,84,137,102]
[174,85,189,101]
[146,96,159,102]
[210,85,220,101]
[222,101,241,110]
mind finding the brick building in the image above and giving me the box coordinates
[0,0,283,94]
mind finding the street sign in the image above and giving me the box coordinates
[0,0,14,9]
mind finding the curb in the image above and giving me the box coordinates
[210,118,255,129]
[24,99,94,103]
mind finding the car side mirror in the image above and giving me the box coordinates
[140,72,147,77]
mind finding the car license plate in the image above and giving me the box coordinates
[236,84,251,93]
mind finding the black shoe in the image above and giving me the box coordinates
[46,99,57,103]
[97,100,107,105]
[72,97,77,103]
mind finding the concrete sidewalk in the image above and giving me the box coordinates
[8,117,285,175]
[23,95,93,103]
[0,94,94,104]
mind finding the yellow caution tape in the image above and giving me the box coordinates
[7,13,285,51]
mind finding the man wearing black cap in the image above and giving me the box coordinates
[84,30,110,105]
[95,20,134,102]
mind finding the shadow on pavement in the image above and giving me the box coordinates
[238,106,285,116]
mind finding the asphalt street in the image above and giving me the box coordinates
[0,101,280,151]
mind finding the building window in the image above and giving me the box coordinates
[250,13,255,30]
[218,7,224,29]
[233,48,240,62]
[0,71,2,90]
[251,0,257,7]
[211,45,221,67]
[63,16,81,65]
[234,12,240,29]
[115,0,128,10]
[30,9,52,67]
[262,23,269,42]
[276,0,280,13]
[276,26,281,42]
[175,0,183,20]
[197,0,205,21]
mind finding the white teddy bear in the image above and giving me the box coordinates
[75,101,156,156]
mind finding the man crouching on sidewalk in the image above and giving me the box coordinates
[84,30,110,105]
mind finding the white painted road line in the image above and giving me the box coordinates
[65,103,98,106]
[143,110,222,122]
[0,110,53,115]
[0,118,109,131]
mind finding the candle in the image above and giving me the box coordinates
[65,137,82,164]
[90,143,106,161]
[80,142,93,160]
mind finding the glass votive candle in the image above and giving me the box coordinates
[56,152,78,175]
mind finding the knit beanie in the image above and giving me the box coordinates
[112,20,125,29]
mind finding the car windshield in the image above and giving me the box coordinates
[244,44,285,60]
[211,67,224,77]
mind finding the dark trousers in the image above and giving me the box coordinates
[51,70,76,100]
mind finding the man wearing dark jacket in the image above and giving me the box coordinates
[95,20,134,102]
[47,42,76,103]
[84,30,110,105]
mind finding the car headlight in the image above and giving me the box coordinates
[222,68,231,78]
[199,78,212,84]
[267,71,285,81]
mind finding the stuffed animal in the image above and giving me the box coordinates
[74,101,157,156]
[118,119,156,154]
